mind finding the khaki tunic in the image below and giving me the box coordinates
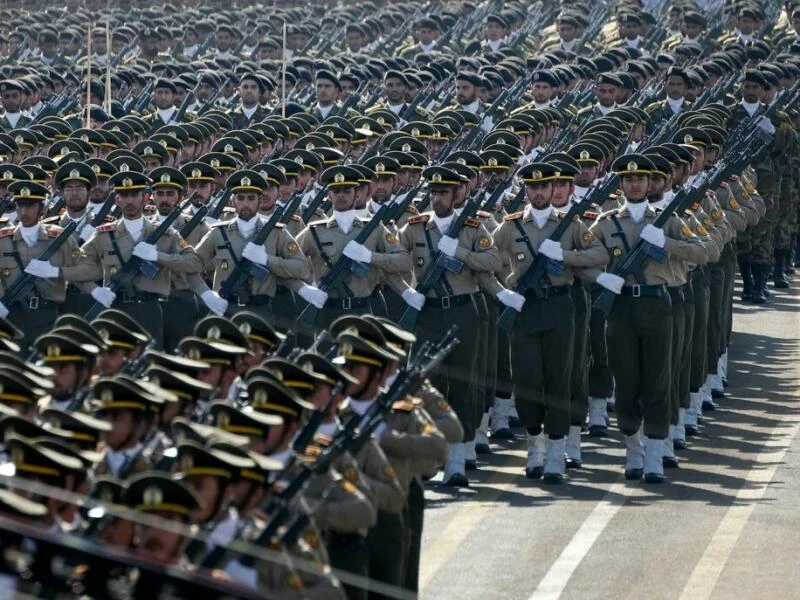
[0,223,79,301]
[415,379,464,444]
[63,219,201,296]
[190,219,311,297]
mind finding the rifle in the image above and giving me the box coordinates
[593,131,765,317]
[296,205,393,331]
[397,194,480,330]
[301,185,328,223]
[128,79,155,114]
[387,181,424,223]
[0,194,11,216]
[0,220,78,309]
[169,90,195,125]
[497,175,619,332]
[44,195,65,219]
[278,189,304,226]
[84,197,193,320]
[217,204,287,303]
[178,193,207,239]
[110,35,137,68]
[207,188,232,220]
[196,88,221,116]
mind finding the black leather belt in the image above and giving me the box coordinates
[324,296,370,309]
[227,294,272,306]
[17,296,58,310]
[524,285,571,299]
[427,293,473,309]
[118,291,167,303]
[620,284,666,298]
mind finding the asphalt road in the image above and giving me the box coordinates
[419,280,800,600]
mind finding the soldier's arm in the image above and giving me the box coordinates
[155,230,202,274]
[187,228,217,295]
[455,222,502,272]
[665,216,709,265]
[417,379,464,443]
[310,471,378,532]
[564,219,610,268]
[61,233,103,284]
[268,228,311,280]
[368,224,412,273]
[356,441,405,514]
[380,403,448,464]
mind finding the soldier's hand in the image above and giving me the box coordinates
[201,290,229,316]
[132,242,159,261]
[538,239,564,261]
[91,286,117,308]
[242,242,269,266]
[343,241,373,263]
[298,284,328,309]
[596,273,625,295]
[24,259,60,278]
[756,115,776,135]
[0,300,8,319]
[79,224,96,242]
[402,288,426,310]
[437,235,459,257]
[496,289,525,312]
[640,224,666,248]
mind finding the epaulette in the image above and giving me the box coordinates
[307,218,327,228]
[683,209,694,218]
[407,214,430,224]
[46,225,62,237]
[273,222,285,229]
[41,215,61,225]
[581,211,598,220]
[392,400,415,412]
[690,202,700,211]
[504,211,524,221]
[290,213,303,222]
[96,223,116,233]
[0,226,14,238]
[476,210,492,218]
[405,204,417,214]
[465,217,480,227]
[598,208,620,219]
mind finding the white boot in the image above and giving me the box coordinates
[624,429,644,479]
[643,437,665,482]
[685,394,700,435]
[695,389,705,419]
[474,410,491,454]
[606,396,616,412]
[543,436,566,483]
[662,433,678,468]
[508,394,521,426]
[491,397,514,439]
[464,439,477,470]
[442,443,468,487]
[587,397,608,436]
[565,425,582,468]
[672,409,687,449]
[525,432,545,479]
[701,379,716,411]
[719,351,728,384]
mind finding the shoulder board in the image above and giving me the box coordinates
[405,204,418,214]
[476,210,492,218]
[0,227,14,237]
[290,213,303,222]
[683,209,694,218]
[41,215,61,225]
[209,220,228,229]
[465,217,480,227]
[581,211,598,220]
[47,226,62,237]
[504,211,524,221]
[598,208,620,219]
[729,175,739,181]
[273,222,285,229]
[96,223,117,233]
[392,400,415,412]
[407,214,430,224]
[691,202,701,211]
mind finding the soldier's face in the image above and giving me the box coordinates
[456,81,477,105]
[741,82,763,103]
[1,89,21,113]
[234,192,260,220]
[647,174,668,199]
[154,88,175,110]
[258,185,278,213]
[684,22,703,38]
[62,182,90,212]
[384,78,407,104]
[216,31,232,50]
[418,26,437,44]
[761,86,777,104]
[431,188,456,217]
[666,76,686,100]
[316,80,338,105]
[551,181,573,207]
[97,348,128,376]
[595,83,619,107]
[50,362,81,399]
[184,475,223,522]
[531,82,552,103]
[116,191,146,219]
[558,23,576,41]
[135,514,186,564]
[329,187,355,211]
[621,174,649,202]
[738,17,756,34]
[153,187,180,216]
[526,181,553,209]
[371,175,394,202]
[15,200,42,227]
[483,22,506,41]
[576,164,597,187]
[239,80,260,106]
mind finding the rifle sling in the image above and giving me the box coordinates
[512,219,552,288]
[309,225,354,298]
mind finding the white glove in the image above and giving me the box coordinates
[373,421,388,441]
[132,242,159,261]
[756,115,776,135]
[0,300,8,319]
[342,241,373,264]
[437,235,459,257]
[298,284,328,309]
[401,288,426,311]
[24,259,60,279]
[78,224,96,242]
[596,273,625,295]
[538,239,564,261]
[91,286,116,308]
[242,242,269,266]
[496,289,525,312]
[640,224,666,248]
[201,290,229,316]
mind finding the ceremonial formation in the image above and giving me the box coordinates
[0,0,798,597]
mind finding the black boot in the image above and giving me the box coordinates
[786,235,796,274]
[795,235,800,268]
[774,251,790,289]
[739,257,754,302]
[752,263,768,304]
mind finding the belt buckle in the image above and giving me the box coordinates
[237,296,246,307]
[342,297,352,310]
[441,296,451,309]
[28,296,39,310]
[632,284,642,298]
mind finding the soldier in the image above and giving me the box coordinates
[62,170,202,345]
[190,169,311,322]
[398,165,502,486]
[587,154,708,483]
[0,80,31,130]
[30,329,98,413]
[1,181,80,346]
[486,161,608,481]
[644,67,693,134]
[231,73,270,129]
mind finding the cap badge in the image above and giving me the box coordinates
[305,142,315,150]
[98,328,109,342]
[46,343,61,358]
[19,187,30,197]
[627,162,638,172]
[207,325,222,340]
[684,135,693,144]
[119,163,130,172]
[210,159,220,168]
[431,172,442,183]
[80,134,89,142]
[411,127,420,137]
[277,165,286,175]
[238,322,252,335]
[100,388,113,403]
[69,169,81,180]
[122,177,133,188]
[91,164,101,173]
[160,173,171,183]
[191,168,202,178]
[532,170,542,180]
[375,162,386,173]
[2,171,12,180]
[580,150,590,160]
[294,156,304,166]
[142,485,163,507]
[488,158,498,167]
[253,388,268,404]
[217,413,230,428]
[402,143,411,152]
[143,146,154,155]
[241,176,251,187]
[334,172,345,183]
[224,144,234,153]
[187,347,202,361]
